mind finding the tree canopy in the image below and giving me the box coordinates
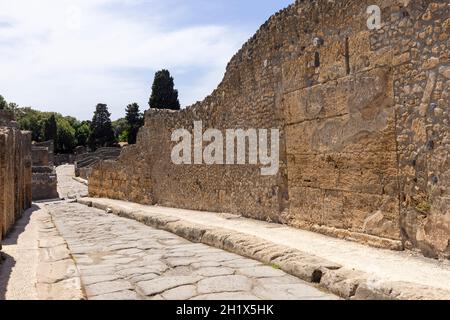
[0,94,91,153]
[112,117,128,143]
[75,121,91,147]
[43,114,58,142]
[1,84,181,153]
[56,117,76,153]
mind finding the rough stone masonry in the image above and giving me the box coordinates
[31,141,59,201]
[0,111,32,257]
[89,0,450,259]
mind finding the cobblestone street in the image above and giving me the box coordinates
[1,166,338,300]
[47,200,338,300]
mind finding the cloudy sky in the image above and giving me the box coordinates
[0,0,292,120]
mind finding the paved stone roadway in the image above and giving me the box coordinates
[46,201,338,300]
[42,166,338,300]
[56,165,88,200]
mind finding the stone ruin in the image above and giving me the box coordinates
[89,0,449,259]
[34,140,54,165]
[74,147,121,180]
[0,111,32,259]
[32,141,58,201]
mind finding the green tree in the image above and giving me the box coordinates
[112,117,128,142]
[13,106,90,151]
[149,69,180,110]
[43,114,58,142]
[56,117,76,153]
[125,103,144,144]
[118,130,129,143]
[75,122,91,146]
[0,96,19,118]
[64,116,80,129]
[7,102,19,118]
[0,95,7,110]
[88,103,116,150]
[16,107,45,141]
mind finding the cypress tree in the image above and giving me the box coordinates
[43,114,58,142]
[125,103,144,145]
[149,69,181,110]
[88,103,116,150]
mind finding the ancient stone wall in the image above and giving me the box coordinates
[32,145,58,201]
[393,2,449,258]
[89,0,449,259]
[0,112,32,241]
[34,140,54,166]
[32,147,50,167]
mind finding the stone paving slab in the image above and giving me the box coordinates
[36,207,84,300]
[77,197,450,300]
[0,204,84,300]
[46,202,339,300]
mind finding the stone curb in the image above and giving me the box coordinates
[72,176,88,186]
[77,198,450,300]
[37,205,86,300]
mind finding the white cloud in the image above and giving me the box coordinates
[0,0,248,119]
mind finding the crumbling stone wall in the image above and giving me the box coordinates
[89,0,449,259]
[0,112,32,241]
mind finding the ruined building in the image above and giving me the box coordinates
[0,111,32,243]
[32,141,58,201]
[89,0,450,259]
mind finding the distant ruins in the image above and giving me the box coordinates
[89,0,449,259]
[31,141,58,201]
[75,147,121,180]
[0,111,32,253]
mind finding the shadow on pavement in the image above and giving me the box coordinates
[0,252,16,300]
[0,205,41,300]
[2,205,39,246]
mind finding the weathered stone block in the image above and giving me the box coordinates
[32,147,50,167]
[288,152,398,196]
[32,173,58,201]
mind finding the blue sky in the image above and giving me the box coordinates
[0,0,292,120]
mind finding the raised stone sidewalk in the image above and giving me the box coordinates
[78,197,450,300]
[0,204,84,300]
